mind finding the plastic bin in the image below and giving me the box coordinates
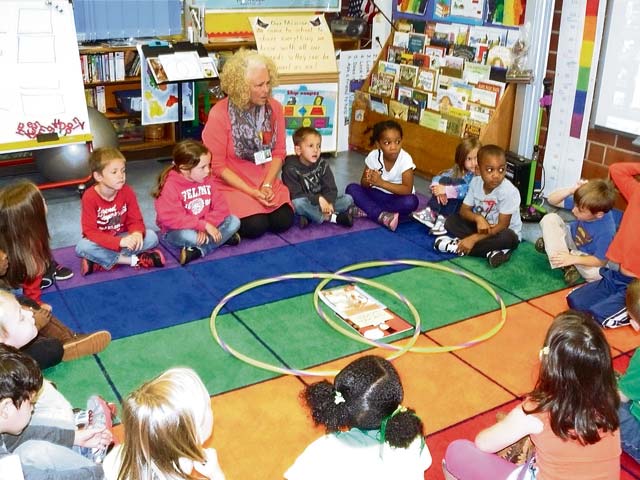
[114,89,142,114]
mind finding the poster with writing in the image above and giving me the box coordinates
[0,1,91,153]
[250,15,337,75]
[272,83,337,154]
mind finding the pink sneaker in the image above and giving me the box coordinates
[378,211,399,231]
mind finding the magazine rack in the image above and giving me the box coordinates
[348,36,516,177]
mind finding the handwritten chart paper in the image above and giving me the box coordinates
[250,15,337,75]
[0,1,91,153]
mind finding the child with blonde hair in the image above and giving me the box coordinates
[153,140,241,266]
[413,136,481,235]
[444,310,620,479]
[285,355,431,480]
[536,178,617,286]
[345,121,419,231]
[76,147,165,275]
[103,367,225,480]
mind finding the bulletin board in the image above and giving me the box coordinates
[0,0,91,153]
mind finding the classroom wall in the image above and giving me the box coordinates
[539,0,640,207]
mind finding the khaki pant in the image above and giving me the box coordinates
[539,212,602,282]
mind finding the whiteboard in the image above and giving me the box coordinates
[205,0,340,12]
[0,0,91,153]
[592,0,640,137]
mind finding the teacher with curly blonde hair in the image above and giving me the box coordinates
[202,49,293,239]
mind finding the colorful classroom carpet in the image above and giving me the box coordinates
[42,214,640,480]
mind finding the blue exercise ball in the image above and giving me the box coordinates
[34,107,119,182]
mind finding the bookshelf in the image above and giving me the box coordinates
[348,35,515,178]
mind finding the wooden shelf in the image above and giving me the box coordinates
[119,139,174,152]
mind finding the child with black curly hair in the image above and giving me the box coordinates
[285,355,431,480]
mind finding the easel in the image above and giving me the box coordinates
[140,41,215,141]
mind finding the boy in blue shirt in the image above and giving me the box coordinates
[434,144,521,268]
[535,179,617,286]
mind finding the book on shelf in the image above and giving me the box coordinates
[389,100,409,121]
[369,72,395,97]
[318,284,413,341]
[398,64,419,87]
[95,85,106,113]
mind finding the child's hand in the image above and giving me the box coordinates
[30,306,52,330]
[74,427,113,449]
[193,448,226,480]
[367,169,382,187]
[436,193,448,205]
[120,232,143,251]
[205,223,222,244]
[549,251,576,268]
[196,231,209,245]
[457,236,477,255]
[318,196,334,215]
[431,184,446,197]
[475,216,490,234]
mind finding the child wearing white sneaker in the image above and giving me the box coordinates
[283,127,355,229]
[153,140,241,266]
[434,145,521,268]
[412,137,480,236]
[346,120,419,231]
[103,367,225,480]
[76,148,165,275]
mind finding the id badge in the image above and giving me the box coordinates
[254,148,272,165]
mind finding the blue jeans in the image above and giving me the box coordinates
[163,215,240,256]
[75,229,159,269]
[292,194,353,224]
[619,402,640,462]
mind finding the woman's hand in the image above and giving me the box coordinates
[260,184,275,202]
[253,188,276,207]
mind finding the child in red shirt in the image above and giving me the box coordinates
[76,148,164,275]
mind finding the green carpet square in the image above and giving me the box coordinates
[98,313,287,398]
[450,242,567,300]
[45,356,117,407]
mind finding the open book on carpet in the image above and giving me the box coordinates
[318,284,413,340]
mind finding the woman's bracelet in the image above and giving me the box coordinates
[262,183,272,188]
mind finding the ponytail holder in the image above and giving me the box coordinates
[540,346,550,356]
[333,390,345,405]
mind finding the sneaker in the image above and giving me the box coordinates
[534,237,545,254]
[487,249,512,268]
[53,263,74,281]
[562,265,582,286]
[336,211,353,228]
[136,249,165,269]
[412,207,436,228]
[602,314,631,329]
[429,215,447,236]
[349,205,367,218]
[80,258,106,276]
[84,395,117,463]
[179,246,202,266]
[434,235,460,254]
[224,232,241,246]
[40,274,54,289]
[299,215,310,229]
[378,211,399,231]
[62,330,111,361]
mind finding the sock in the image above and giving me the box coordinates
[130,254,139,266]
[330,213,337,223]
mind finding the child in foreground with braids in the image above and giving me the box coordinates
[285,355,431,480]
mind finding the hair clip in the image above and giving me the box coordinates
[333,390,345,405]
[540,346,550,356]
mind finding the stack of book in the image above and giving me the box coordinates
[363,22,514,138]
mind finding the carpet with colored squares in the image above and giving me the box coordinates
[42,212,640,480]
